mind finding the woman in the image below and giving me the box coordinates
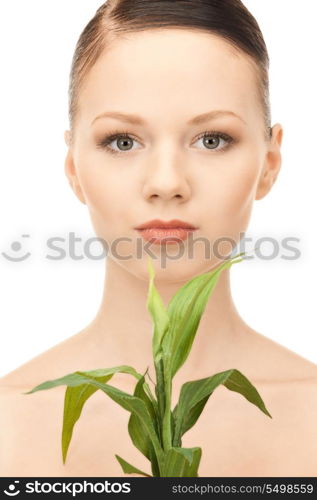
[1,0,316,477]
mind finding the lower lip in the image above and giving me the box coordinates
[136,227,196,244]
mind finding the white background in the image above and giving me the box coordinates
[0,0,316,377]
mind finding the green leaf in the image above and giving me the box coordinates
[163,254,245,379]
[222,369,272,417]
[22,365,143,394]
[146,256,170,363]
[173,368,272,446]
[115,454,152,477]
[22,365,144,464]
[162,446,202,477]
[172,394,209,447]
[70,372,165,474]
[128,374,161,477]
[62,373,112,464]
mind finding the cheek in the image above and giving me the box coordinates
[76,158,134,241]
[223,162,258,218]
[200,151,262,241]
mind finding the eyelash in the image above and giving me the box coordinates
[96,129,235,155]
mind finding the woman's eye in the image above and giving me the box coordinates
[193,132,234,152]
[96,133,141,155]
[96,130,234,155]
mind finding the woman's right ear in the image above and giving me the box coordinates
[64,131,86,205]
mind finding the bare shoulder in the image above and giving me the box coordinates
[0,361,140,477]
[0,325,101,391]
[254,332,317,416]
[247,328,317,382]
[0,328,143,476]
[0,327,90,475]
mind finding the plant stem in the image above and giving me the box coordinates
[154,358,164,417]
[162,370,172,450]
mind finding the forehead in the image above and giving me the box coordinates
[78,28,260,126]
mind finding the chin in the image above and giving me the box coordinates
[126,256,220,284]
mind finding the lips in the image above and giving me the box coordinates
[135,219,198,230]
[135,219,198,245]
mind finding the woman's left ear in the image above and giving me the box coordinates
[255,123,283,200]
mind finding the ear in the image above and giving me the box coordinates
[64,130,86,205]
[255,123,283,201]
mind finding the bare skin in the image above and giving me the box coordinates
[1,29,317,477]
[0,318,317,477]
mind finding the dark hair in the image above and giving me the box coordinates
[68,0,272,144]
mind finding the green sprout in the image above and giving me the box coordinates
[23,252,272,477]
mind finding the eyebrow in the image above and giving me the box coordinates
[91,109,246,126]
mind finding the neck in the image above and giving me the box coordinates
[86,257,251,389]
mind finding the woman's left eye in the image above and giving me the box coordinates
[96,130,234,155]
[193,131,234,152]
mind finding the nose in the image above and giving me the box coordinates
[142,146,191,203]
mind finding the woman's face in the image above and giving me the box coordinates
[65,29,283,281]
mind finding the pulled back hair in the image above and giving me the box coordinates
[67,0,272,144]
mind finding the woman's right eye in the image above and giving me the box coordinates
[96,132,141,155]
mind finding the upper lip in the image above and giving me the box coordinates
[135,219,198,230]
